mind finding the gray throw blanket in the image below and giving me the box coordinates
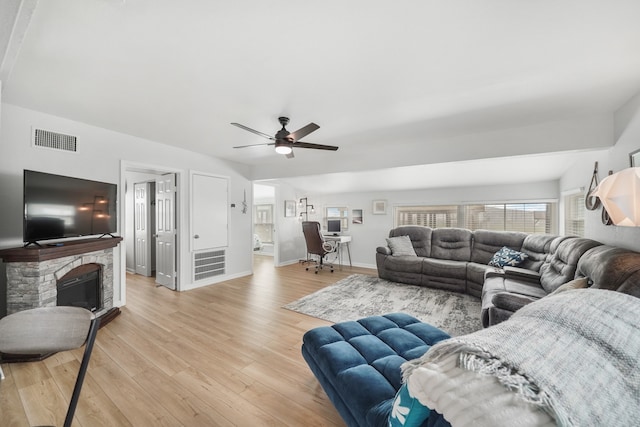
[403,289,640,426]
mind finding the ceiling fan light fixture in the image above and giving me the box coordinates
[275,144,292,155]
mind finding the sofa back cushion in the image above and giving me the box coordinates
[430,228,472,261]
[470,230,527,264]
[576,245,640,297]
[539,237,602,293]
[518,234,560,271]
[389,226,432,257]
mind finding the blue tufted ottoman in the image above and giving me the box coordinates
[302,313,451,427]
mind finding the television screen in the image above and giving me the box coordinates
[327,219,341,234]
[24,170,117,243]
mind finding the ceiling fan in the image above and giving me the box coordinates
[231,116,338,158]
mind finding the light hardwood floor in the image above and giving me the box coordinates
[1,256,376,426]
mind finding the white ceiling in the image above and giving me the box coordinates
[2,0,640,193]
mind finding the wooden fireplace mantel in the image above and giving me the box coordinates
[0,237,123,263]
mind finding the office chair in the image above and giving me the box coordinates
[302,221,337,274]
[0,306,100,427]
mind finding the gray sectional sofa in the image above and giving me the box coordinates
[376,226,640,327]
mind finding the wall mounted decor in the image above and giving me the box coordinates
[372,200,387,215]
[585,161,601,211]
[284,200,296,217]
[352,209,363,224]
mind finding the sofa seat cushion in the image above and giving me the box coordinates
[302,313,450,427]
[422,258,466,279]
[382,255,423,274]
[466,262,494,298]
[481,276,548,327]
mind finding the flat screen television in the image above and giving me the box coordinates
[23,170,117,244]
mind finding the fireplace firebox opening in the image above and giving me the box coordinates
[57,264,102,312]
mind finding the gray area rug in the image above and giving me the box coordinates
[284,274,482,336]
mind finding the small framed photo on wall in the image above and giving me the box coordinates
[372,200,387,215]
[630,149,640,167]
[352,209,363,224]
[284,200,296,217]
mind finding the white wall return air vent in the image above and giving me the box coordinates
[32,128,78,152]
[193,249,225,281]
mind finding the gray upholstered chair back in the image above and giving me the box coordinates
[470,230,527,264]
[430,228,472,261]
[518,234,560,271]
[539,237,602,293]
[388,226,432,257]
[576,246,640,297]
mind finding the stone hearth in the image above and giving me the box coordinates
[0,238,122,316]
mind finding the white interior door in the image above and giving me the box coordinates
[156,173,176,290]
[192,173,228,251]
[134,182,152,276]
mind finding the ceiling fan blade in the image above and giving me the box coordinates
[233,142,275,149]
[293,141,339,151]
[230,123,275,140]
[288,123,319,141]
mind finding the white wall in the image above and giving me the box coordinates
[0,103,254,309]
[560,91,640,251]
[277,183,307,265]
[303,180,559,268]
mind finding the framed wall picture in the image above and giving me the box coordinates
[352,209,363,224]
[630,149,640,167]
[372,200,387,215]
[284,200,296,217]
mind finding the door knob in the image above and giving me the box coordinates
[194,234,200,239]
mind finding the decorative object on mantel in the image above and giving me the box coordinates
[630,149,640,167]
[585,161,601,210]
[590,167,640,226]
[372,199,387,215]
[298,197,315,221]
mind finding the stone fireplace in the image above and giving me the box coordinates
[0,238,122,317]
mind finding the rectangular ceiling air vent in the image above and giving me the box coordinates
[33,128,78,152]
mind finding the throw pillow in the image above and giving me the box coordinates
[549,277,589,296]
[386,235,417,257]
[488,246,528,268]
[389,383,431,427]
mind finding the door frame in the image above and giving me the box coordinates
[120,161,183,305]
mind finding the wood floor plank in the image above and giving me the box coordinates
[0,255,374,426]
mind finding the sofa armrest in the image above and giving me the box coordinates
[376,246,392,255]
[492,292,539,313]
[503,266,541,284]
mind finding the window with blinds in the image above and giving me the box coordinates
[564,192,585,237]
[395,202,557,234]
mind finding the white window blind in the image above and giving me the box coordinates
[395,202,557,234]
[564,192,585,237]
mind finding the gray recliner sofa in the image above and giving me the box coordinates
[376,226,559,298]
[376,226,640,327]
